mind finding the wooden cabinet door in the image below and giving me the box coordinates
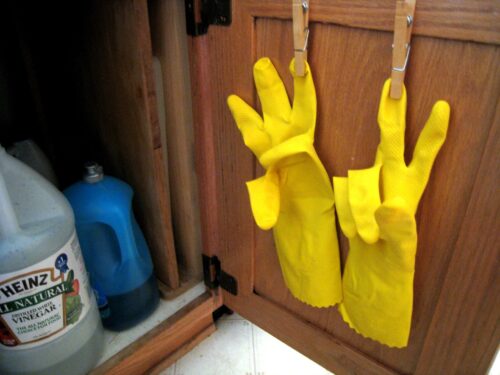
[190,1,500,374]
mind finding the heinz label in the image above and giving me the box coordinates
[0,232,91,350]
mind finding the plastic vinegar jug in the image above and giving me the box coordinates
[64,163,159,330]
[7,139,59,186]
[0,146,104,375]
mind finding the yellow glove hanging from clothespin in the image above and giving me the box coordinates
[227,57,342,307]
[334,79,450,347]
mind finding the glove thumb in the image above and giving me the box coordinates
[246,171,280,230]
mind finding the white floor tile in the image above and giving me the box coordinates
[489,350,500,375]
[220,312,245,321]
[252,325,332,375]
[174,319,255,375]
[160,364,175,375]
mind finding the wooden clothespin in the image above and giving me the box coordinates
[390,0,416,99]
[293,0,309,76]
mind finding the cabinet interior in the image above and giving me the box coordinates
[0,1,203,298]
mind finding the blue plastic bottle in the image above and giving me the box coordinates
[64,162,159,330]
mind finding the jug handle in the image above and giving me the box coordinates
[113,213,139,266]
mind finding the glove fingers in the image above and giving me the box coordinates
[246,171,280,230]
[348,165,381,244]
[377,78,407,163]
[227,94,270,157]
[333,177,357,238]
[409,100,450,179]
[289,59,316,135]
[253,58,292,123]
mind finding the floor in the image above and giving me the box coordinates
[160,312,333,375]
[94,282,500,375]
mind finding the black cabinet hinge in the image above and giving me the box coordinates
[185,0,231,36]
[202,254,238,295]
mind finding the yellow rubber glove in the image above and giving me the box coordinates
[227,57,342,307]
[334,79,450,347]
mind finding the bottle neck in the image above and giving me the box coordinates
[84,162,104,183]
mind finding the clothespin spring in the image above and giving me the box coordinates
[392,14,413,73]
[294,28,310,53]
[392,44,411,72]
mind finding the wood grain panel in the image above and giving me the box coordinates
[148,324,217,375]
[189,35,223,259]
[189,4,257,293]
[190,0,500,373]
[253,17,500,374]
[77,0,179,288]
[414,102,500,375]
[149,0,204,280]
[244,0,500,45]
